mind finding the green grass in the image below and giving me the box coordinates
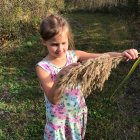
[0,12,139,139]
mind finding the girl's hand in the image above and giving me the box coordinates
[55,63,80,83]
[122,49,138,61]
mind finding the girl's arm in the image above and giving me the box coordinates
[76,49,138,61]
[36,63,79,104]
[36,66,60,104]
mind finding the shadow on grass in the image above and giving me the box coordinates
[0,12,139,139]
[0,36,46,139]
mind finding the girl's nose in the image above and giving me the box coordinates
[57,44,63,51]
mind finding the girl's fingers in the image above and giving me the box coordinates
[68,62,80,67]
[123,49,138,60]
[123,51,133,60]
[129,49,136,59]
[130,49,138,59]
[133,49,138,58]
[59,63,80,75]
[65,63,80,69]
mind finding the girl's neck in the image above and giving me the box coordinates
[47,53,67,68]
[47,53,66,61]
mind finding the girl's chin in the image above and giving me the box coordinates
[55,52,65,56]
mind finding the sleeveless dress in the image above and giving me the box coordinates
[36,50,88,140]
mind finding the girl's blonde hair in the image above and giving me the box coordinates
[40,14,75,50]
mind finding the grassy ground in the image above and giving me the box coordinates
[0,12,139,139]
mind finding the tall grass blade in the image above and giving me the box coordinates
[110,57,140,100]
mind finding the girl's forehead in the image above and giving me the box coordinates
[48,31,68,42]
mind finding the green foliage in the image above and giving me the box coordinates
[0,12,139,139]
[0,0,64,52]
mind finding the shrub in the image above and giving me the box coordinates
[0,0,64,51]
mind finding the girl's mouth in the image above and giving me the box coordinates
[55,51,64,55]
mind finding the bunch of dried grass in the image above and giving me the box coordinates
[56,54,123,98]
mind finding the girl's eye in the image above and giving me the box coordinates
[62,42,66,45]
[51,43,58,46]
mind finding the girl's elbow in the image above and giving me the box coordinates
[51,96,59,105]
[47,94,58,105]
[45,87,60,105]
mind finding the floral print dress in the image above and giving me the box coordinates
[37,51,88,140]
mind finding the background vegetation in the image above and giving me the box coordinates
[0,0,140,139]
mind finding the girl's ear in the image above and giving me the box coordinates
[40,38,47,46]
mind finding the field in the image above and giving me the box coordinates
[0,12,139,139]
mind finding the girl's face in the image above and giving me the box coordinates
[43,31,68,59]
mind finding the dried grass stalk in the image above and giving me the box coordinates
[56,54,123,98]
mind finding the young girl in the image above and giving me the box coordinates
[36,14,138,140]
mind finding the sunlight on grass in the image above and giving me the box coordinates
[1,12,139,139]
